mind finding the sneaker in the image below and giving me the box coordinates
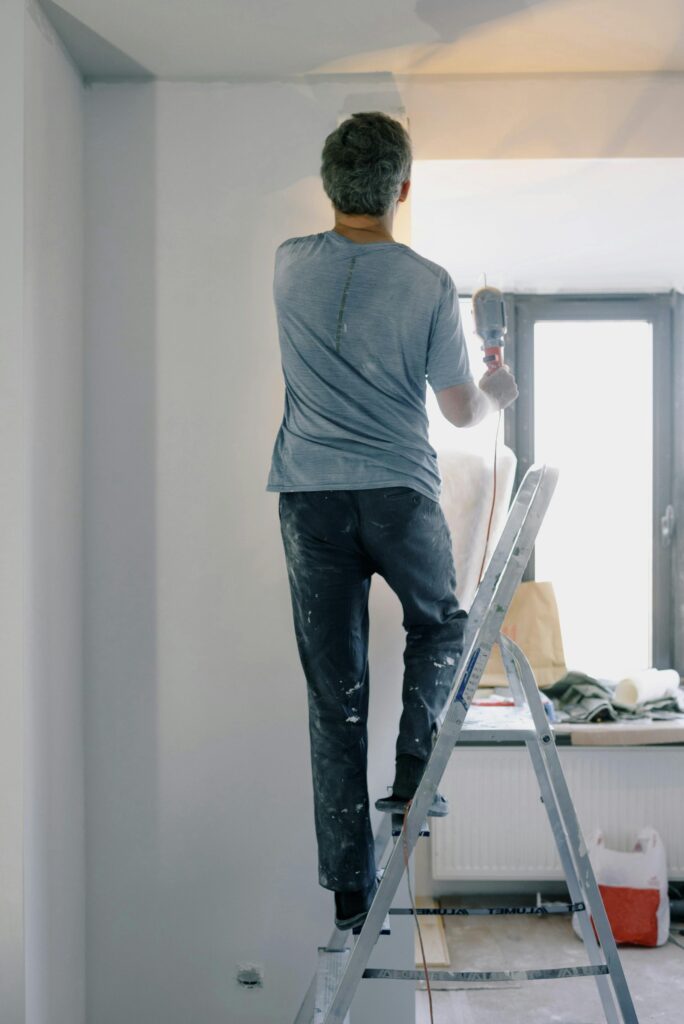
[334,876,379,931]
[375,751,449,817]
[374,790,449,817]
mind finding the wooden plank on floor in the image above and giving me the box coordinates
[414,897,450,968]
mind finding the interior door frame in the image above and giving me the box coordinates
[503,293,675,670]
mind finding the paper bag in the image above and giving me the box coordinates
[479,580,567,689]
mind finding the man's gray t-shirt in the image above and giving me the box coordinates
[266,229,473,503]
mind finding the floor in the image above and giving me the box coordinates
[415,905,684,1023]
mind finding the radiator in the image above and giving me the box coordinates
[431,746,684,881]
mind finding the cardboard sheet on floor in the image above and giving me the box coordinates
[414,897,449,968]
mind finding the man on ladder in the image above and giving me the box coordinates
[266,111,518,932]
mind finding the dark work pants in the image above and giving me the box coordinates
[278,486,467,893]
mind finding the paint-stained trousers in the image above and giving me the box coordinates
[278,486,467,893]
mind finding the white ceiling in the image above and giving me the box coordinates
[43,0,684,81]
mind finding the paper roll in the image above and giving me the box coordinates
[614,668,680,707]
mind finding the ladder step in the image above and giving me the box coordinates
[389,901,585,917]
[362,965,610,983]
[352,913,390,936]
[315,949,350,1024]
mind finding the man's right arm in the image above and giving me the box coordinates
[435,365,519,428]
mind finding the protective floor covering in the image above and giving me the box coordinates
[415,907,684,1023]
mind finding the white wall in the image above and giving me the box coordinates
[0,4,85,1023]
[23,3,86,1023]
[82,81,163,1023]
[0,3,27,1022]
[83,79,414,1024]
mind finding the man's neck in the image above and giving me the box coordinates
[332,216,394,244]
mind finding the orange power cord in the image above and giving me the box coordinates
[478,409,503,586]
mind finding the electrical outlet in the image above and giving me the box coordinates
[236,962,264,990]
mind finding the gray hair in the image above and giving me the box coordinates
[320,111,412,218]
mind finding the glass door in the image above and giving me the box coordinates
[508,296,673,678]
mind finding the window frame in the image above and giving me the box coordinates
[502,292,676,671]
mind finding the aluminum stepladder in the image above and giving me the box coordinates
[296,464,639,1024]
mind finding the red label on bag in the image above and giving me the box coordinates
[593,885,660,947]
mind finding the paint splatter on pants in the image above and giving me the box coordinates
[278,486,467,893]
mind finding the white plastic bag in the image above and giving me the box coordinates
[572,826,669,947]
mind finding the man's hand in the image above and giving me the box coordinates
[478,365,519,411]
[435,365,519,427]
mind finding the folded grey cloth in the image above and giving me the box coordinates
[544,671,684,724]
[641,692,684,720]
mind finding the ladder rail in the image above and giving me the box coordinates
[499,637,622,1024]
[502,636,639,1024]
